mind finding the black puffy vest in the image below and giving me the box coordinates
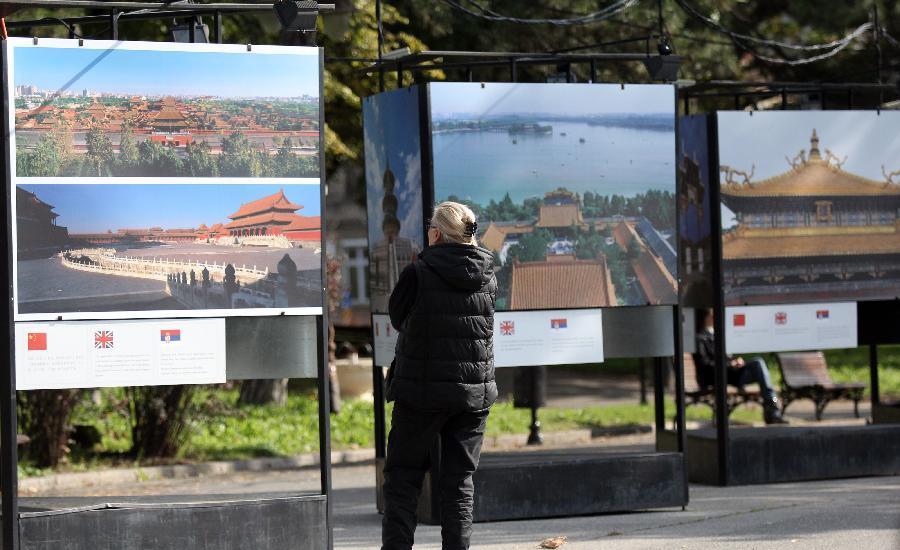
[390,243,498,412]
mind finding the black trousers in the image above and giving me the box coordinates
[381,402,489,550]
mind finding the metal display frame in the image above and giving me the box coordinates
[678,81,900,486]
[363,50,690,520]
[0,8,336,548]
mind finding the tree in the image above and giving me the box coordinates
[17,389,82,468]
[117,123,141,175]
[185,140,218,177]
[137,140,184,176]
[84,125,114,176]
[218,130,260,177]
[507,228,552,263]
[127,385,195,459]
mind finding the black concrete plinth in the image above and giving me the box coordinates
[872,402,900,425]
[658,425,900,485]
[15,493,327,550]
[377,449,686,523]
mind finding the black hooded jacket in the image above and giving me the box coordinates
[387,243,498,412]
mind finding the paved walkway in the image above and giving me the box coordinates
[33,464,900,549]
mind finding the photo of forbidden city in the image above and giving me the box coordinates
[717,111,900,306]
[12,44,319,179]
[430,83,676,310]
[15,183,323,317]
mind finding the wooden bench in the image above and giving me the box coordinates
[775,351,865,420]
[683,353,762,417]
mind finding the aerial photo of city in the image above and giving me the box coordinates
[11,42,320,179]
[15,183,323,318]
[430,83,677,309]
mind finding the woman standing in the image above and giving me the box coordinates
[381,201,497,550]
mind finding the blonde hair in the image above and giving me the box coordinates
[431,201,478,246]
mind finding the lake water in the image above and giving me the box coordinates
[432,121,675,205]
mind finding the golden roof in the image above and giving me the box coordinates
[613,221,635,250]
[535,204,584,228]
[631,250,677,305]
[479,222,533,253]
[723,231,900,260]
[509,257,616,309]
[722,130,900,198]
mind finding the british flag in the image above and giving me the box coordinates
[774,312,788,325]
[499,321,515,336]
[94,330,114,349]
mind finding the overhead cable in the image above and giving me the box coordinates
[439,0,640,27]
[674,0,873,52]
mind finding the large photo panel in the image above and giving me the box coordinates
[6,39,324,320]
[363,87,425,314]
[8,38,320,183]
[429,82,677,310]
[717,111,900,306]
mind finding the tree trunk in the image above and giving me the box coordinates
[17,389,81,468]
[129,385,195,459]
[238,379,288,406]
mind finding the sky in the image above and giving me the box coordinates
[20,184,321,233]
[717,110,900,181]
[429,82,674,118]
[717,111,900,230]
[14,46,319,98]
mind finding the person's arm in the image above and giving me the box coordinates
[694,332,716,371]
[388,263,417,331]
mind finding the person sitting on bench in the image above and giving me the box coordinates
[694,309,787,425]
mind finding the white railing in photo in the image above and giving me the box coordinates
[61,248,269,284]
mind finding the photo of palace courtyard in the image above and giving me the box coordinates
[16,186,322,314]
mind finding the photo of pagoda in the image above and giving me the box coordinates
[363,88,424,313]
[718,112,900,306]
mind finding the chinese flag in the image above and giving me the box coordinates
[27,332,47,351]
[733,314,746,327]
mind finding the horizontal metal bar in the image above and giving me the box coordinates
[357,53,683,75]
[680,80,897,92]
[0,0,333,10]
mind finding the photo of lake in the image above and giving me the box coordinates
[430,82,677,310]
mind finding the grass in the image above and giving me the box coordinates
[18,345,900,477]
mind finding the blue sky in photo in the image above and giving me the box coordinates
[429,82,674,117]
[363,88,424,248]
[718,110,900,229]
[15,46,319,98]
[20,184,321,233]
[718,110,900,181]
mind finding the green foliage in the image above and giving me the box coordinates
[84,125,114,176]
[185,140,218,177]
[507,228,553,262]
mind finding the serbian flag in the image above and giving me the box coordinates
[816,310,830,320]
[160,329,181,343]
[550,319,568,329]
[27,332,47,351]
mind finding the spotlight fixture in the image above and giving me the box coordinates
[642,54,682,82]
[274,0,319,33]
[657,35,674,56]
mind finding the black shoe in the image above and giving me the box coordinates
[764,400,788,425]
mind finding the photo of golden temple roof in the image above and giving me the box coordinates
[719,121,900,305]
[721,129,900,199]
